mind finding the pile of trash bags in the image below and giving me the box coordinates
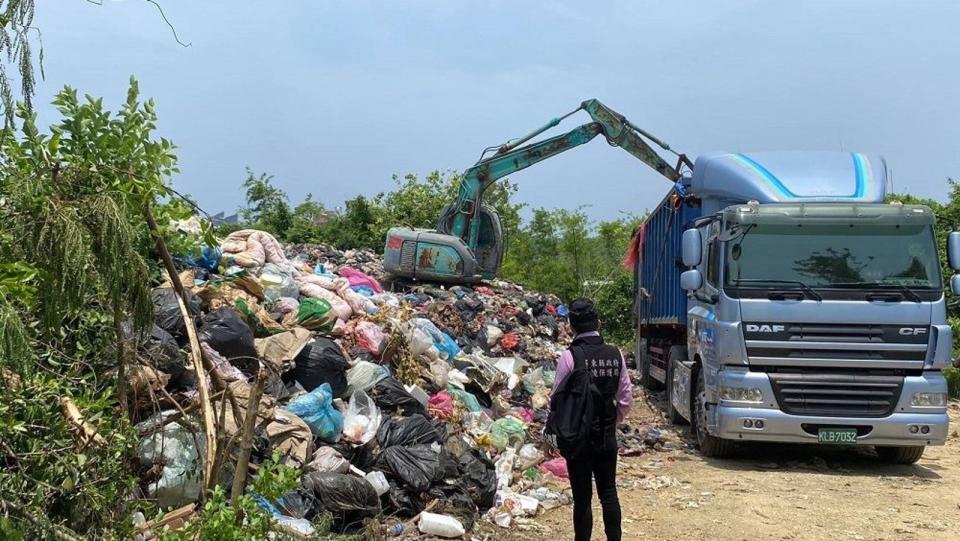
[132,229,577,537]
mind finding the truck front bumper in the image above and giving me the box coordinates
[714,406,949,446]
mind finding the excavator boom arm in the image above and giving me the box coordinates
[445,99,685,253]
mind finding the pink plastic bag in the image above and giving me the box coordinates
[427,390,454,420]
[539,457,569,479]
[510,407,534,423]
[339,266,383,294]
[355,321,387,358]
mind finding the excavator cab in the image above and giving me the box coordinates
[438,203,504,277]
[384,204,503,284]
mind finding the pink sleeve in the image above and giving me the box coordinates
[616,350,633,424]
[552,349,574,394]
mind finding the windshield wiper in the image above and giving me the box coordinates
[831,281,923,303]
[731,279,823,302]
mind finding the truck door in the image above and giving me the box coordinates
[678,222,722,419]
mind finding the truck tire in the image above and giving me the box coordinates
[637,338,663,391]
[876,445,925,465]
[666,346,687,424]
[692,367,736,459]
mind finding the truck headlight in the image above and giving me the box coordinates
[719,386,763,403]
[911,392,947,408]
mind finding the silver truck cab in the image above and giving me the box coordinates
[663,152,955,462]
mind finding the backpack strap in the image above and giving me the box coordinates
[571,346,586,371]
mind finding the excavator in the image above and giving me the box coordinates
[383,99,691,284]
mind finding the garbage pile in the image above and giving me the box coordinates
[132,229,578,537]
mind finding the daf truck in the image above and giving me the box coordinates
[634,151,957,463]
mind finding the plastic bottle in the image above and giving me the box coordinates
[364,471,390,496]
[387,523,405,536]
[417,512,465,538]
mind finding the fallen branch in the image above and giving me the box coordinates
[142,199,217,497]
[133,503,196,540]
[60,397,106,447]
[136,390,226,437]
[231,368,267,507]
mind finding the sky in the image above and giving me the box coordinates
[30,0,960,221]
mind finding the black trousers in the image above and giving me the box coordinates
[567,437,621,541]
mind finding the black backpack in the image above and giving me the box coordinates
[545,347,602,458]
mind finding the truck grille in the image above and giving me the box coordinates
[400,241,417,272]
[744,322,928,369]
[768,372,903,418]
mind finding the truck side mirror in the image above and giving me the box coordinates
[951,274,960,296]
[681,269,703,291]
[949,232,960,271]
[682,229,702,267]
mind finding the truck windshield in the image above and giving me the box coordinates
[723,223,941,290]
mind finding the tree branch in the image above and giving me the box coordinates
[145,0,191,47]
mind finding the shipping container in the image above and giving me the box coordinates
[634,188,702,328]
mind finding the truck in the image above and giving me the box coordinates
[634,151,958,463]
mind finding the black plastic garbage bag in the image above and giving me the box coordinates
[123,322,184,372]
[427,483,478,531]
[198,306,256,361]
[302,472,380,518]
[377,444,441,492]
[376,414,441,448]
[437,448,460,480]
[331,438,378,471]
[277,488,317,519]
[454,295,484,319]
[284,338,348,396]
[384,481,423,517]
[526,295,546,317]
[370,377,426,417]
[151,288,201,346]
[458,448,497,511]
[537,313,558,339]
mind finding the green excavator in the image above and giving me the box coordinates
[383,99,690,283]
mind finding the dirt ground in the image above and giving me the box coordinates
[508,392,960,541]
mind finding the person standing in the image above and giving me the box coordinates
[550,298,633,541]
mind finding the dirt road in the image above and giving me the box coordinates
[520,393,960,541]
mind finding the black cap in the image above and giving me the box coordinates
[568,297,599,333]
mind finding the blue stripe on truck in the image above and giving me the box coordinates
[735,152,867,199]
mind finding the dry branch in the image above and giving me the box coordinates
[60,396,106,447]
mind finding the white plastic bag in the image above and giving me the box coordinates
[486,325,504,346]
[344,361,388,397]
[515,443,544,470]
[494,448,516,491]
[136,411,204,508]
[304,446,351,474]
[342,390,381,444]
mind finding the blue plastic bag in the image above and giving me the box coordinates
[285,383,343,443]
[177,245,221,271]
[556,304,569,317]
[351,285,375,297]
[413,318,460,361]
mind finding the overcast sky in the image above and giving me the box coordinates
[32,1,960,221]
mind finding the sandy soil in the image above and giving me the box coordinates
[502,392,960,541]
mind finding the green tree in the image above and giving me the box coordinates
[0,79,204,538]
[241,168,292,238]
[285,193,326,243]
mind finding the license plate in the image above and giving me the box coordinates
[818,428,857,444]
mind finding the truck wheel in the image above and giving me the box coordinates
[692,367,736,458]
[637,338,663,391]
[666,346,687,424]
[876,445,925,465]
